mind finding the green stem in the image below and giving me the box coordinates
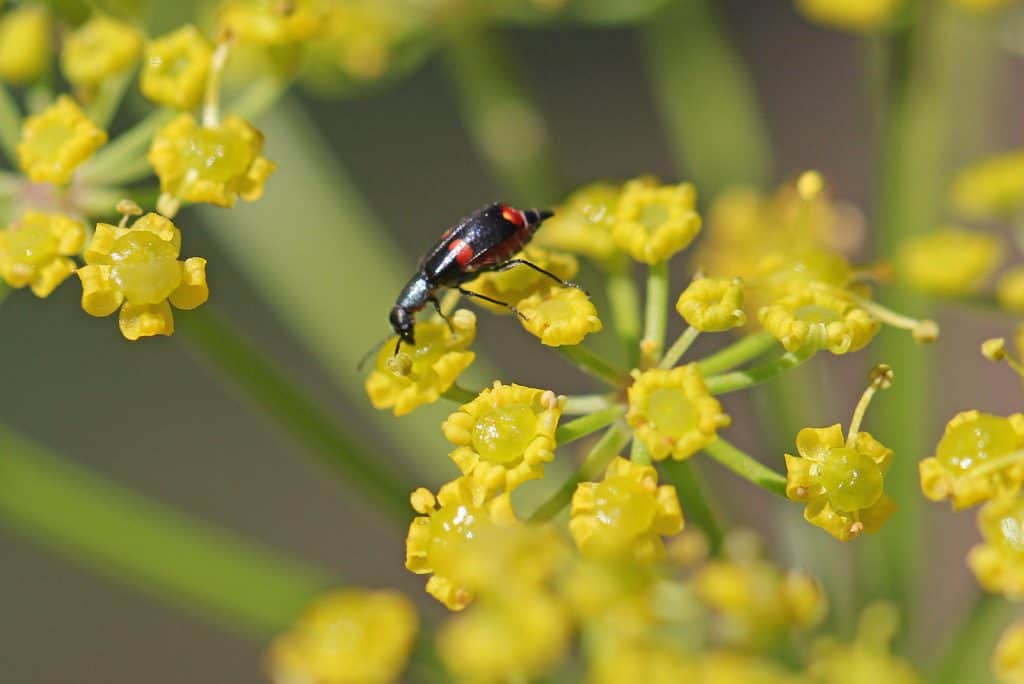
[659,326,699,369]
[932,593,1013,684]
[704,346,816,395]
[563,393,614,415]
[176,307,411,521]
[78,108,176,184]
[660,459,724,554]
[87,68,135,130]
[227,77,289,120]
[529,423,631,522]
[643,261,669,361]
[442,384,479,404]
[696,331,778,376]
[0,170,20,195]
[0,82,21,165]
[557,344,628,387]
[703,437,787,497]
[555,405,625,447]
[630,438,652,465]
[605,262,641,366]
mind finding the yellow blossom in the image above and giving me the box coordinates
[218,0,325,45]
[951,150,1024,220]
[61,14,143,88]
[570,456,684,562]
[998,267,1024,312]
[17,96,107,185]
[467,246,577,314]
[516,285,602,346]
[442,381,563,493]
[627,365,731,461]
[365,310,476,416]
[76,213,209,341]
[0,211,86,297]
[533,181,621,262]
[0,4,52,84]
[266,589,418,684]
[897,228,1002,296]
[140,25,213,110]
[149,113,275,208]
[759,289,879,355]
[994,621,1024,684]
[697,652,807,684]
[613,178,701,264]
[807,604,923,684]
[795,0,906,31]
[311,3,414,81]
[589,641,697,683]
[919,411,1024,509]
[676,276,746,332]
[968,493,1024,599]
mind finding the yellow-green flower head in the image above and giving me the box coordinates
[0,210,85,297]
[61,14,143,89]
[919,411,1024,509]
[467,246,577,314]
[589,638,698,684]
[404,476,517,610]
[697,652,808,684]
[626,365,731,461]
[365,310,476,416]
[314,3,411,81]
[759,289,879,355]
[533,181,622,263]
[968,493,1024,599]
[0,4,52,84]
[569,456,684,562]
[613,178,701,264]
[17,95,107,185]
[795,0,905,31]
[994,621,1024,684]
[807,604,922,684]
[266,589,418,684]
[140,25,213,110]
[77,213,209,341]
[951,150,1024,221]
[676,276,746,332]
[516,285,602,346]
[442,381,564,494]
[785,424,896,541]
[897,227,1003,297]
[998,267,1024,313]
[218,0,325,45]
[148,113,276,207]
[754,247,854,299]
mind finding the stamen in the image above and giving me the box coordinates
[847,364,893,446]
[115,198,142,228]
[981,337,1024,379]
[846,291,938,343]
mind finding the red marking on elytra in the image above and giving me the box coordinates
[501,205,525,227]
[448,238,474,266]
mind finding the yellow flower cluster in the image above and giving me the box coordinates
[0,4,51,84]
[968,493,1024,600]
[61,14,143,90]
[0,211,85,298]
[18,96,107,185]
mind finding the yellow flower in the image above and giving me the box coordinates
[364,310,476,416]
[754,247,854,300]
[807,604,923,684]
[149,113,275,208]
[516,285,602,346]
[0,4,52,84]
[442,381,563,494]
[570,456,684,562]
[589,641,697,683]
[951,150,1024,220]
[533,181,621,263]
[76,213,209,341]
[676,276,746,332]
[218,0,325,45]
[266,589,418,684]
[404,477,518,610]
[795,0,906,31]
[994,621,1024,684]
[968,493,1024,599]
[17,96,107,185]
[785,424,896,541]
[626,365,731,461]
[0,211,85,297]
[312,3,413,81]
[759,289,879,355]
[467,246,577,314]
[613,178,701,264]
[998,267,1024,312]
[61,14,143,88]
[697,652,807,684]
[897,228,1002,296]
[140,25,213,110]
[919,411,1024,509]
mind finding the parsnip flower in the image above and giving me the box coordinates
[807,604,923,684]
[218,0,325,45]
[61,14,143,88]
[534,182,621,262]
[0,4,52,84]
[315,3,411,81]
[0,211,86,297]
[795,0,906,31]
[951,149,1024,220]
[968,493,1024,599]
[994,621,1024,683]
[997,267,1024,313]
[676,276,746,332]
[404,477,518,610]
[365,310,476,417]
[589,642,696,683]
[897,228,1002,296]
[516,285,602,346]
[266,589,418,684]
[141,25,213,110]
[468,246,577,314]
[76,213,209,341]
[627,365,731,461]
[17,96,107,185]
[570,457,684,561]
[148,113,276,208]
[759,289,879,354]
[613,179,701,264]
[442,382,563,494]
[919,411,1024,509]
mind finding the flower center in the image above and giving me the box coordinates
[793,304,841,325]
[427,502,486,570]
[472,403,537,465]
[179,127,250,182]
[32,121,75,158]
[936,413,1019,473]
[109,231,181,304]
[646,387,697,440]
[5,223,57,267]
[593,475,656,537]
[640,203,669,230]
[536,296,575,322]
[982,502,1024,555]
[819,446,883,513]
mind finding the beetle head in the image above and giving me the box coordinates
[390,306,416,347]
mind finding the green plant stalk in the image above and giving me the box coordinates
[630,438,652,465]
[0,82,21,165]
[643,261,669,360]
[78,108,176,184]
[696,331,778,376]
[704,346,816,395]
[0,170,19,195]
[659,326,699,369]
[563,393,614,415]
[702,437,787,497]
[87,68,135,130]
[556,405,625,447]
[0,426,336,638]
[606,263,642,366]
[557,344,628,387]
[442,384,479,404]
[660,459,724,554]
[932,593,1013,684]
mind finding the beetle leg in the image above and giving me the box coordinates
[429,295,456,335]
[457,287,528,320]
[492,259,588,294]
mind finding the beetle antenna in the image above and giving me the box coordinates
[356,333,393,372]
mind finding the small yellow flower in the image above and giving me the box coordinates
[994,621,1024,684]
[0,211,86,297]
[998,267,1024,312]
[613,178,701,264]
[952,150,1024,220]
[148,113,275,208]
[676,276,746,332]
[442,381,563,494]
[754,247,855,300]
[218,0,325,45]
[785,424,896,541]
[968,493,1024,599]
[61,14,143,88]
[76,213,209,341]
[589,641,697,683]
[404,476,518,610]
[17,96,107,185]
[626,365,731,461]
[919,411,1024,509]
[140,25,213,110]
[313,3,412,81]
[795,0,906,31]
[266,589,418,684]
[365,310,476,416]
[467,246,577,314]
[570,456,684,562]
[759,289,879,354]
[516,285,602,346]
[807,604,923,684]
[533,182,622,263]
[897,227,1002,296]
[697,652,806,684]
[0,4,52,84]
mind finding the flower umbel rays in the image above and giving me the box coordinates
[0,211,86,297]
[17,96,108,185]
[516,285,603,346]
[967,493,1024,600]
